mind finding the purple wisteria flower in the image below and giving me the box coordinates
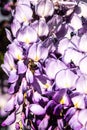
[1,0,87,130]
[14,3,33,24]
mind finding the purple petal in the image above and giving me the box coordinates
[71,35,80,48]
[8,70,19,83]
[15,4,33,23]
[11,19,21,37]
[69,111,82,130]
[28,42,49,62]
[63,48,85,66]
[35,0,54,17]
[32,92,42,103]
[78,109,87,125]
[76,75,87,94]
[38,115,50,129]
[65,25,74,39]
[25,106,29,118]
[17,60,27,74]
[31,77,42,94]
[17,26,38,44]
[8,41,23,60]
[71,95,85,109]
[8,82,16,94]
[2,112,16,126]
[58,38,74,55]
[48,126,52,130]
[70,13,82,31]
[45,58,67,79]
[5,28,12,42]
[79,33,87,52]
[17,0,30,6]
[47,14,62,33]
[21,78,28,93]
[78,1,87,18]
[53,89,71,106]
[53,104,63,116]
[4,97,15,112]
[79,56,87,74]
[55,69,78,89]
[30,104,45,115]
[17,92,24,105]
[46,100,57,115]
[15,122,20,130]
[36,77,53,94]
[26,68,34,83]
[65,107,76,122]
[32,18,49,37]
[57,119,64,130]
[1,52,16,75]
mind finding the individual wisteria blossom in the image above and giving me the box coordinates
[8,40,24,60]
[78,1,87,18]
[58,37,75,55]
[79,56,87,75]
[28,42,49,62]
[63,47,85,66]
[45,58,67,79]
[69,13,82,32]
[17,26,38,45]
[2,0,87,130]
[75,75,87,94]
[78,33,87,52]
[1,52,16,76]
[17,0,31,6]
[71,94,86,109]
[31,18,49,37]
[11,19,21,37]
[35,0,54,17]
[14,4,33,23]
[55,69,78,89]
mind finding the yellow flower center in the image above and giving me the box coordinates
[24,93,27,99]
[34,55,39,62]
[65,82,70,88]
[74,102,79,108]
[60,96,65,104]
[25,38,30,44]
[17,54,22,60]
[23,16,27,22]
[44,83,50,89]
[19,121,23,130]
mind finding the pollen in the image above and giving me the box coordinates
[34,55,39,62]
[60,112,62,116]
[23,16,27,22]
[60,96,65,104]
[19,121,23,129]
[44,83,50,89]
[24,93,27,99]
[17,54,22,60]
[74,102,79,108]
[64,81,70,88]
[25,38,30,44]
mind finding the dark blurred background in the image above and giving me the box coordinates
[0,1,16,130]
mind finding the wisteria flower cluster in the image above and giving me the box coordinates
[1,0,87,129]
